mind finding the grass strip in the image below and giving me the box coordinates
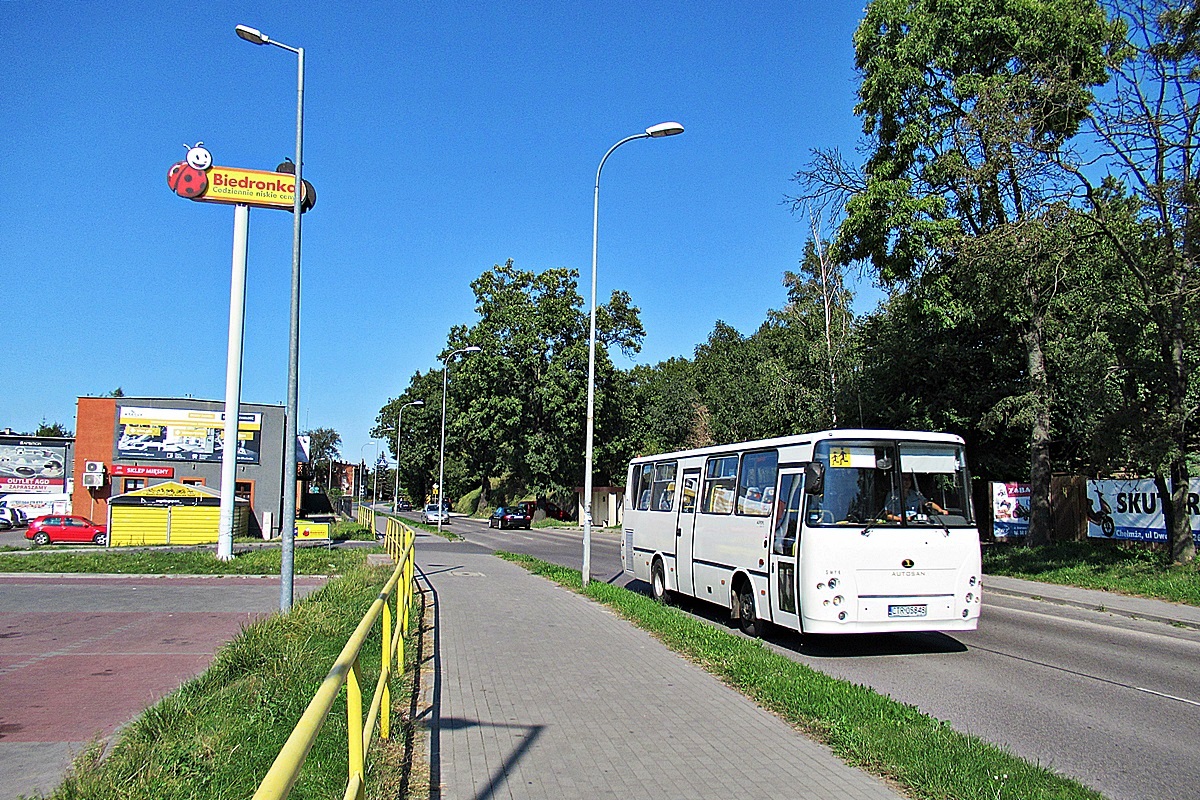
[498,551,1104,800]
[984,541,1200,606]
[48,562,417,800]
[0,547,367,575]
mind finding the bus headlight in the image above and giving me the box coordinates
[969,575,978,587]
[817,582,825,590]
[965,592,974,603]
[828,578,839,589]
[832,595,843,606]
[838,611,847,621]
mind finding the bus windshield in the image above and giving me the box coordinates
[805,439,973,527]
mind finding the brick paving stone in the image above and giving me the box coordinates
[416,535,905,800]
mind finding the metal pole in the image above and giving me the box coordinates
[217,203,250,561]
[372,450,379,507]
[438,363,448,536]
[392,400,423,513]
[583,133,644,587]
[279,45,305,613]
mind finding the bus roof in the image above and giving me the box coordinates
[628,429,966,464]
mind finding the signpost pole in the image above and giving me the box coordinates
[217,203,250,561]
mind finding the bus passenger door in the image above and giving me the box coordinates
[769,469,803,631]
[674,469,700,596]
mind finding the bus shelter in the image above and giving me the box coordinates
[108,481,248,546]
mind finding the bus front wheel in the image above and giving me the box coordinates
[737,585,763,637]
[651,559,669,603]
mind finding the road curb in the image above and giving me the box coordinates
[985,583,1200,631]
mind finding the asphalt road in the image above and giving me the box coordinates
[412,510,1200,800]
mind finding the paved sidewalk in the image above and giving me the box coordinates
[0,573,326,800]
[416,535,905,800]
[985,574,1200,629]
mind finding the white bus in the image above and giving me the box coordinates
[623,429,982,636]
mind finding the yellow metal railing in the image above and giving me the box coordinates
[253,518,416,800]
[355,503,375,530]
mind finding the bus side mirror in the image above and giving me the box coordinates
[804,462,825,495]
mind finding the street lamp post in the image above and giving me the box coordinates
[439,346,482,535]
[582,122,683,587]
[360,441,378,511]
[372,452,381,508]
[235,24,306,613]
[393,400,425,512]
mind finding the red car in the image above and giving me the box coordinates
[26,515,108,546]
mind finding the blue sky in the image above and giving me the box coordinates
[1,1,878,461]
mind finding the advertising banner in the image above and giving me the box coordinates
[0,492,70,517]
[0,439,68,494]
[991,482,1030,539]
[116,406,261,464]
[1086,479,1200,544]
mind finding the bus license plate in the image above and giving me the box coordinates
[888,604,927,618]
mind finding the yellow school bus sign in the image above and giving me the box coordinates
[167,143,314,212]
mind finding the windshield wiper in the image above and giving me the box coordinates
[858,502,891,537]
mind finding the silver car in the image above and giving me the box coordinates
[421,503,449,525]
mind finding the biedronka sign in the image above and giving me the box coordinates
[167,143,313,212]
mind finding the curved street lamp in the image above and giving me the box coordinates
[582,121,683,587]
[393,400,424,512]
[236,23,306,612]
[439,346,482,535]
[359,441,378,511]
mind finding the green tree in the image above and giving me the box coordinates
[301,427,341,490]
[1055,0,1200,562]
[373,370,442,506]
[817,0,1119,544]
[34,420,72,437]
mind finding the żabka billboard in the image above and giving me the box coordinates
[167,143,313,212]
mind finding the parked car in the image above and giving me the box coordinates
[397,499,413,511]
[489,506,532,530]
[517,500,572,522]
[26,514,108,546]
[0,508,24,529]
[0,516,11,532]
[421,504,449,525]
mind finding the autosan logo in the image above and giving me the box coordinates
[901,559,915,568]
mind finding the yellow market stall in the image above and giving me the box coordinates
[108,481,248,546]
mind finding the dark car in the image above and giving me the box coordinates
[542,501,572,521]
[489,506,532,530]
[518,500,572,522]
[397,500,413,511]
[26,514,108,546]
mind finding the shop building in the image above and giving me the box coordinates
[73,396,288,537]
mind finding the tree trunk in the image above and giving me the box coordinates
[477,475,490,515]
[1165,460,1196,564]
[1025,311,1053,547]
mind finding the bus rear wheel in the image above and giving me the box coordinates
[651,559,669,603]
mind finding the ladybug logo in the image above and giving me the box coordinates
[167,142,211,198]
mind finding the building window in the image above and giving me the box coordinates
[122,478,145,493]
[181,477,205,487]
[235,480,255,507]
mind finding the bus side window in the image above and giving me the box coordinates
[636,463,653,511]
[680,475,698,513]
[773,475,802,556]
